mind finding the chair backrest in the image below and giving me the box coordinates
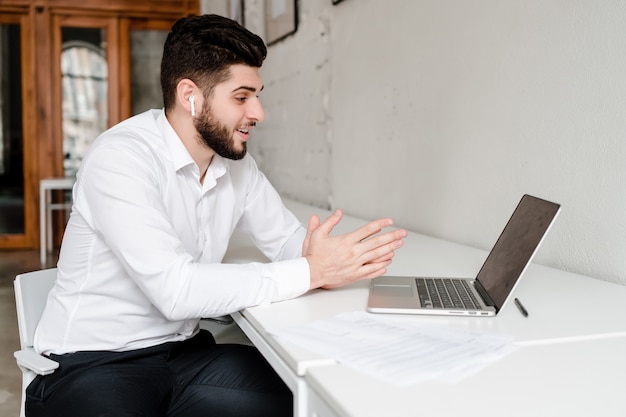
[14,268,57,350]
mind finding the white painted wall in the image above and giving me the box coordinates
[203,0,626,285]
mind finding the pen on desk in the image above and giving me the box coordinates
[514,298,528,317]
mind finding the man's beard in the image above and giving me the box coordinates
[194,107,247,160]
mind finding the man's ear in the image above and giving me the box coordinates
[176,79,198,117]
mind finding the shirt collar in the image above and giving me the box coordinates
[203,154,229,190]
[158,110,195,172]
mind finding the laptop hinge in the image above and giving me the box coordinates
[474,280,497,309]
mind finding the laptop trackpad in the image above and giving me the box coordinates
[372,284,413,297]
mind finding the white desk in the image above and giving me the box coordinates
[226,199,626,417]
[305,335,626,417]
[39,177,75,265]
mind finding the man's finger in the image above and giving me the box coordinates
[307,214,321,233]
[359,229,407,253]
[350,218,395,243]
[302,214,321,255]
[366,251,395,265]
[360,238,404,264]
[314,209,343,237]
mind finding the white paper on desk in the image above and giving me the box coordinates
[271,311,516,386]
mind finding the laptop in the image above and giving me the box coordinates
[367,194,561,316]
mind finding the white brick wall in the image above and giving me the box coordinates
[204,0,626,286]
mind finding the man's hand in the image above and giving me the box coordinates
[302,209,407,290]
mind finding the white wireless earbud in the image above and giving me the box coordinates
[189,95,195,117]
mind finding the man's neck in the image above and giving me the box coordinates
[166,109,215,184]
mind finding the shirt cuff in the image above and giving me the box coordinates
[263,257,310,302]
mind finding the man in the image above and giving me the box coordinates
[28,14,406,417]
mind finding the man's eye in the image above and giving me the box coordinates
[236,97,247,102]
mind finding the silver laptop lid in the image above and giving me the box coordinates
[476,194,561,312]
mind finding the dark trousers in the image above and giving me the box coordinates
[26,330,292,417]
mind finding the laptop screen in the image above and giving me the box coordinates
[475,195,561,311]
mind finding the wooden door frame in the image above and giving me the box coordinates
[0,11,37,248]
[0,1,198,250]
[50,13,123,166]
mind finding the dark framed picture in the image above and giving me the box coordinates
[265,0,298,45]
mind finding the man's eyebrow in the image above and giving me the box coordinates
[232,85,265,93]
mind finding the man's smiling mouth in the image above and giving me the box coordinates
[238,122,256,135]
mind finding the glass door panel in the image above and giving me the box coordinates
[130,28,168,115]
[0,22,24,235]
[61,27,108,177]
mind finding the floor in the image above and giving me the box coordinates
[0,249,57,417]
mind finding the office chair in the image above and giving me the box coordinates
[14,268,59,417]
[12,267,252,417]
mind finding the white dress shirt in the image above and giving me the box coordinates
[35,109,310,355]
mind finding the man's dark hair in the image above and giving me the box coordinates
[160,14,267,110]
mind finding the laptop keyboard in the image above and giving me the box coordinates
[416,278,482,310]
